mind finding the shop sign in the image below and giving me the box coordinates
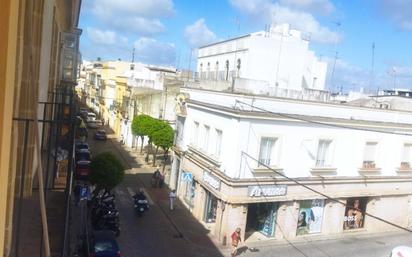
[202,171,221,190]
[248,185,287,197]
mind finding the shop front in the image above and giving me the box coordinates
[296,199,325,235]
[343,197,367,230]
[204,191,218,223]
[246,202,279,237]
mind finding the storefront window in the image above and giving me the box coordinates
[184,179,195,206]
[343,198,367,230]
[246,203,278,237]
[296,199,325,235]
[204,192,218,223]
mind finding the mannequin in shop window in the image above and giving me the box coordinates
[345,199,364,229]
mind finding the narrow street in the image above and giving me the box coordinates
[88,127,225,257]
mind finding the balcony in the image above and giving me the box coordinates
[397,162,412,173]
[183,76,330,102]
[359,161,381,174]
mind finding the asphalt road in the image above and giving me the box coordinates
[88,129,224,257]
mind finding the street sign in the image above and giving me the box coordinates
[182,172,193,182]
[80,185,89,200]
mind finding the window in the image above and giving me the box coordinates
[363,142,377,168]
[225,60,229,81]
[315,139,332,167]
[401,144,412,168]
[214,129,222,158]
[192,122,199,146]
[202,125,210,151]
[258,137,277,166]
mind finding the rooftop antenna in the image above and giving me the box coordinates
[131,47,135,63]
[329,20,341,93]
[369,42,375,94]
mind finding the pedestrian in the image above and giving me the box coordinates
[152,167,161,188]
[169,190,176,210]
[231,227,242,257]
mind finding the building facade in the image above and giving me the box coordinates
[196,23,327,92]
[1,0,81,256]
[172,88,412,244]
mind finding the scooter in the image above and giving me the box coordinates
[134,199,149,217]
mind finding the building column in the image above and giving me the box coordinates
[219,203,248,245]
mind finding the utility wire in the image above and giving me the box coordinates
[235,100,412,137]
[242,151,412,233]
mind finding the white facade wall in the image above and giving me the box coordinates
[197,24,327,91]
[179,89,412,180]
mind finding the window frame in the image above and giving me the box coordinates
[362,141,378,168]
[257,136,280,167]
[315,139,333,167]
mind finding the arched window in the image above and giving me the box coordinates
[225,60,229,81]
[207,62,210,79]
[215,61,219,80]
[199,63,203,79]
[237,59,241,77]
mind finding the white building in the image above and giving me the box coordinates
[171,87,412,244]
[196,24,327,92]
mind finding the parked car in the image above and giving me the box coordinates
[75,142,89,153]
[76,148,91,162]
[75,160,91,178]
[87,112,97,122]
[390,246,412,257]
[79,107,88,117]
[90,230,122,257]
[88,119,102,129]
[94,130,107,141]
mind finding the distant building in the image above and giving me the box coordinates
[195,24,327,93]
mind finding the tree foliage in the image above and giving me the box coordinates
[152,123,174,151]
[131,114,151,136]
[89,152,125,191]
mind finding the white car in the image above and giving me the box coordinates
[86,112,96,122]
[391,246,412,257]
[87,119,102,129]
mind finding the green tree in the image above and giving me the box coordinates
[152,122,174,168]
[89,152,125,193]
[131,114,151,153]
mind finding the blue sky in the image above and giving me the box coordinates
[79,0,412,92]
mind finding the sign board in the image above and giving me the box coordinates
[80,185,89,200]
[202,171,221,191]
[248,185,287,197]
[182,171,193,182]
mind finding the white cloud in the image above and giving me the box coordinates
[322,57,412,91]
[279,0,335,15]
[86,27,128,46]
[378,0,412,30]
[111,17,165,35]
[92,0,174,19]
[133,38,176,65]
[184,19,217,47]
[229,0,341,44]
[84,0,174,36]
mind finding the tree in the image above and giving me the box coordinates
[152,122,174,169]
[131,115,151,153]
[89,152,125,193]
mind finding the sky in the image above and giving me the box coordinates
[79,0,412,92]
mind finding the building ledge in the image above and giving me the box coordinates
[188,145,221,167]
[397,168,412,173]
[358,168,381,174]
[310,167,337,174]
[253,166,284,174]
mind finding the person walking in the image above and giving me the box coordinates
[231,227,242,257]
[169,190,176,210]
